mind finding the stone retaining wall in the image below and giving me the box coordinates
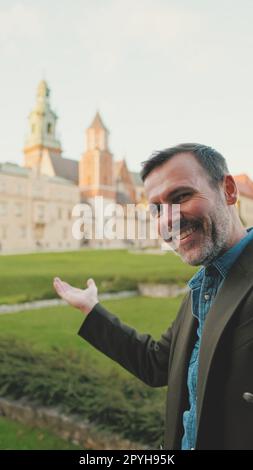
[138,283,188,298]
[0,397,147,450]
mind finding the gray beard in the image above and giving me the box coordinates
[180,202,232,267]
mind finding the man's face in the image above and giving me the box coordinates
[144,152,232,266]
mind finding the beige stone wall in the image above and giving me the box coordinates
[0,172,31,252]
[237,195,253,228]
[0,169,80,253]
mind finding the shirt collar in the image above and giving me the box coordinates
[188,227,253,290]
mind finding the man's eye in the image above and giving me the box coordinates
[174,193,191,203]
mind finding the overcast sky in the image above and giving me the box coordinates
[1,0,253,178]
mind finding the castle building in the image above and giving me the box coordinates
[0,81,148,253]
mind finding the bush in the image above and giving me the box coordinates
[0,338,166,448]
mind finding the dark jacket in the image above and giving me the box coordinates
[78,239,253,449]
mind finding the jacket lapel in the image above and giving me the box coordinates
[196,239,253,434]
[165,292,198,448]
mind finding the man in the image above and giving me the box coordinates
[53,143,253,450]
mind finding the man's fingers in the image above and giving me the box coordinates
[87,278,97,291]
[87,278,95,287]
[60,280,72,291]
[53,277,68,297]
[54,277,71,290]
[53,277,62,289]
[54,277,97,303]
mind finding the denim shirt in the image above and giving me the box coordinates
[181,227,253,450]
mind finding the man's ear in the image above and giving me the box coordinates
[222,175,238,205]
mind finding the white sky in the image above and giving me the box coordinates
[1,0,253,177]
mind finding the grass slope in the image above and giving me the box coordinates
[0,417,82,450]
[0,249,195,304]
[0,296,182,377]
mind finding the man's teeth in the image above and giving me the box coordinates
[175,226,197,241]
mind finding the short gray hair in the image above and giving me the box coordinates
[141,143,229,186]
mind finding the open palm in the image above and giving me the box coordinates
[53,277,98,314]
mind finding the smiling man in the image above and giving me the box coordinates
[145,145,246,266]
[53,143,253,450]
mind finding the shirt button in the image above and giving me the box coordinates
[243,392,253,403]
[204,293,210,301]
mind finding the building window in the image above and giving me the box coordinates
[1,226,7,239]
[37,205,45,221]
[33,183,44,198]
[34,223,44,240]
[0,202,8,216]
[20,226,26,238]
[58,207,62,219]
[32,124,36,134]
[15,203,23,217]
[16,183,23,195]
[0,180,6,193]
[63,227,68,239]
[47,123,52,134]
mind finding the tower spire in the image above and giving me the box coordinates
[23,80,62,170]
[79,112,115,201]
[86,111,109,152]
[89,111,108,132]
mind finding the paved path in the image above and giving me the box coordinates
[0,290,138,315]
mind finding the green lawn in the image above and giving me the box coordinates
[0,249,195,304]
[0,296,182,377]
[0,416,82,450]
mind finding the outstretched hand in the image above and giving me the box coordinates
[53,277,98,315]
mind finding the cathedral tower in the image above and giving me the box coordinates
[79,112,115,201]
[23,80,62,170]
